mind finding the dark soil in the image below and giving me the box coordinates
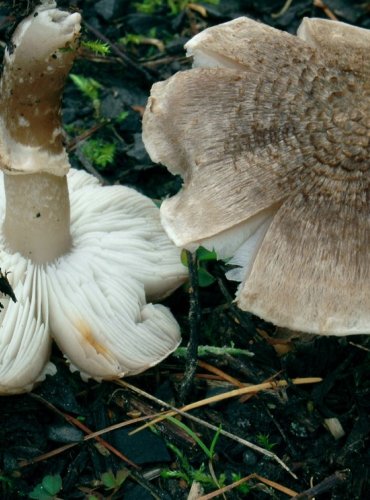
[0,1,369,499]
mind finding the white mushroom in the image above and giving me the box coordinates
[143,17,370,336]
[0,3,187,394]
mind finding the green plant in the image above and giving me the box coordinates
[181,246,217,287]
[174,344,254,358]
[116,111,129,123]
[70,74,102,114]
[256,433,276,451]
[119,28,164,57]
[120,33,147,46]
[29,475,62,500]
[162,462,228,490]
[161,442,226,489]
[135,0,160,13]
[0,474,16,496]
[82,138,116,168]
[161,441,250,494]
[0,474,13,488]
[167,416,221,459]
[160,419,229,491]
[231,473,251,495]
[101,469,129,493]
[135,0,219,15]
[81,39,110,55]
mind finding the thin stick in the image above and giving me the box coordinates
[271,0,293,19]
[130,377,322,434]
[198,473,298,499]
[29,393,139,469]
[116,379,322,478]
[197,359,245,387]
[74,144,108,185]
[291,469,350,499]
[180,250,200,403]
[18,443,77,467]
[349,341,370,353]
[18,411,166,468]
[83,20,156,83]
[313,0,338,20]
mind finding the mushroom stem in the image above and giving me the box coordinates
[0,4,80,263]
[3,173,71,263]
[0,4,80,176]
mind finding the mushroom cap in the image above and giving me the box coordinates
[142,17,370,335]
[297,17,370,69]
[0,5,81,176]
[0,169,187,393]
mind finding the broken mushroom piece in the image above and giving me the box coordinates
[143,17,370,336]
[0,3,187,394]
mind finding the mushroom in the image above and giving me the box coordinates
[143,17,370,336]
[0,2,187,394]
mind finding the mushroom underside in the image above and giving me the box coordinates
[143,16,370,336]
[0,169,185,393]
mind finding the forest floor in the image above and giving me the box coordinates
[0,0,369,499]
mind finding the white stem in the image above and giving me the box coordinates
[3,173,71,263]
[0,6,80,176]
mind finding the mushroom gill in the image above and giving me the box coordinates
[143,17,370,336]
[0,3,187,394]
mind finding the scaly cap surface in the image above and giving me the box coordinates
[143,17,370,335]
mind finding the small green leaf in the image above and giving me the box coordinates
[0,475,12,487]
[196,246,217,262]
[160,469,189,481]
[135,0,164,14]
[29,484,51,500]
[115,469,129,487]
[29,475,62,500]
[209,425,222,459]
[167,416,212,459]
[119,33,145,45]
[197,268,216,287]
[101,471,116,490]
[180,249,189,267]
[116,111,129,123]
[42,475,62,496]
[70,74,102,102]
[231,473,251,494]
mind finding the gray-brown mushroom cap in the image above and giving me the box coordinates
[142,17,370,336]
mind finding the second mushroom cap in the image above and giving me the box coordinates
[143,16,370,336]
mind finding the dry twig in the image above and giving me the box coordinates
[180,250,200,403]
[198,473,298,499]
[117,378,323,478]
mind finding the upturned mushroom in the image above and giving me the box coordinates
[143,17,370,336]
[0,2,187,394]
